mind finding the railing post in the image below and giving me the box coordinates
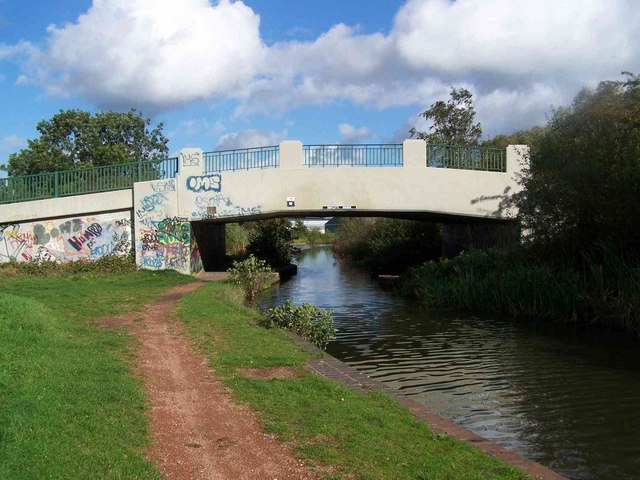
[403,140,427,168]
[137,161,142,182]
[54,171,59,197]
[279,141,303,169]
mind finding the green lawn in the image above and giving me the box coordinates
[0,270,193,480]
[179,282,529,480]
[0,270,529,479]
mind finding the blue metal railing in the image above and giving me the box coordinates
[427,144,506,172]
[203,146,280,173]
[303,144,403,167]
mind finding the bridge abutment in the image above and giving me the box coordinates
[191,222,226,271]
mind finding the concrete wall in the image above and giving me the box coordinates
[0,189,133,224]
[0,211,132,263]
[133,177,202,276]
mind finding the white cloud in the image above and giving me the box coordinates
[21,0,265,108]
[8,0,640,135]
[393,0,639,79]
[235,0,639,133]
[1,134,26,152]
[215,128,284,150]
[338,123,372,144]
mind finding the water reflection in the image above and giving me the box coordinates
[257,246,640,480]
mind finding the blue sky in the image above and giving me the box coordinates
[1,0,638,174]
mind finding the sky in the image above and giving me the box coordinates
[0,0,639,174]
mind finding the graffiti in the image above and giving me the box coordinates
[150,179,176,193]
[34,246,57,263]
[195,194,233,210]
[140,253,163,269]
[68,223,103,252]
[0,213,132,264]
[180,151,201,167]
[217,206,262,217]
[136,216,193,275]
[190,237,203,275]
[186,174,221,193]
[152,217,190,244]
[166,255,188,271]
[116,218,132,228]
[136,192,167,219]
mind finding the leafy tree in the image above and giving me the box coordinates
[482,125,547,155]
[247,219,297,266]
[515,72,640,255]
[410,87,482,145]
[3,109,169,176]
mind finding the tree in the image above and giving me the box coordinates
[3,109,169,176]
[247,219,297,266]
[482,126,547,155]
[515,72,640,255]
[410,88,482,145]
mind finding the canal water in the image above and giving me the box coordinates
[257,246,640,480]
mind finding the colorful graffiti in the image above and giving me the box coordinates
[137,216,193,275]
[0,213,132,264]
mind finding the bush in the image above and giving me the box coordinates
[261,300,337,349]
[0,254,136,276]
[227,255,274,299]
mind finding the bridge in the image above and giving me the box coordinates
[0,140,528,274]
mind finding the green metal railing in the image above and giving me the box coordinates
[427,144,506,172]
[0,157,178,205]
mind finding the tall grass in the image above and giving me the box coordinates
[226,223,251,255]
[400,248,640,334]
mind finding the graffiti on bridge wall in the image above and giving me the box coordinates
[188,175,261,219]
[0,213,133,264]
[186,174,221,193]
[137,216,193,273]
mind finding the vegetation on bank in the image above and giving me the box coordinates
[228,254,274,299]
[262,300,337,349]
[400,247,640,334]
[0,253,137,276]
[0,270,192,479]
[178,281,527,479]
[335,73,640,334]
[226,218,335,263]
[333,218,441,275]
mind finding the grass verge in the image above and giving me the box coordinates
[178,282,528,480]
[0,270,193,479]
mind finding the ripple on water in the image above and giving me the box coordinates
[258,246,640,480]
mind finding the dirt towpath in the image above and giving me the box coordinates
[128,283,317,480]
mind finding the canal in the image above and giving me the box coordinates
[258,246,640,480]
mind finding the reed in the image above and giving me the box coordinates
[400,247,640,334]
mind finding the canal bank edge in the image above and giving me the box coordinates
[292,336,567,480]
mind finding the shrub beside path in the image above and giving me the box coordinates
[128,282,316,479]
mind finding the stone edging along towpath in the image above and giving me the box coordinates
[292,336,567,480]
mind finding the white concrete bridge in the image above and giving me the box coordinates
[0,140,528,275]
